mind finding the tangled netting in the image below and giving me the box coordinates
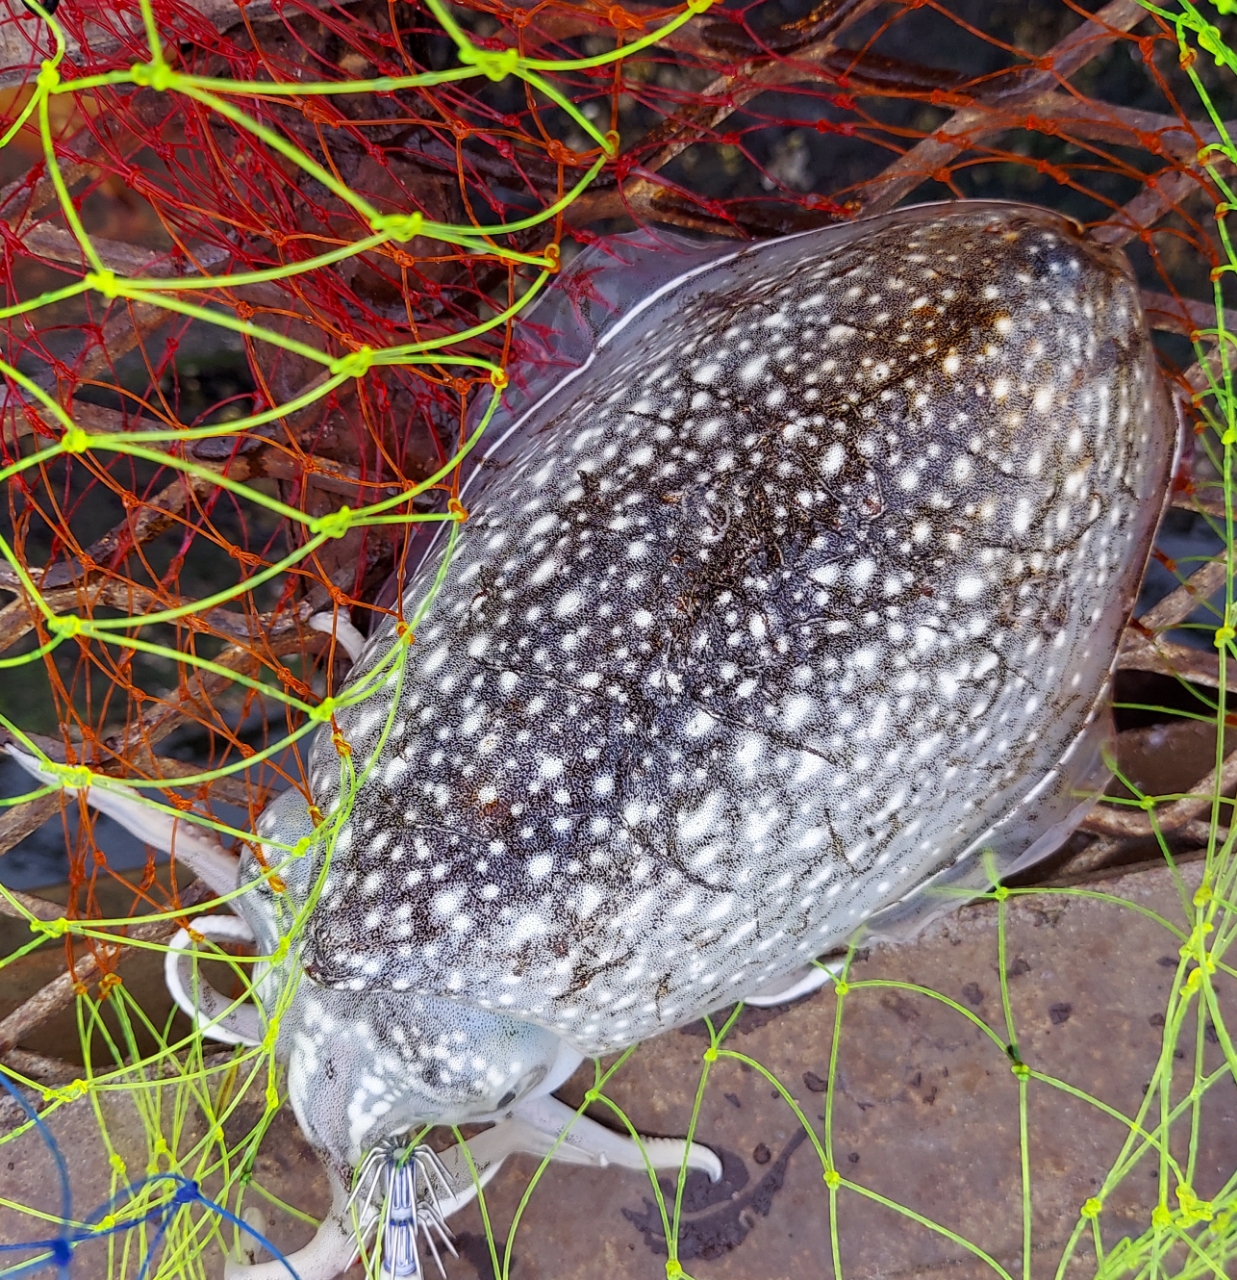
[1,0,1237,1277]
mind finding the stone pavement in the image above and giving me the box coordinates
[0,855,1228,1280]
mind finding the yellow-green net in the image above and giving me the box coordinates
[0,0,1235,1276]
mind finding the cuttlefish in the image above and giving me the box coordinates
[11,201,1174,1278]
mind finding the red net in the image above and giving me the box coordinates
[0,0,1226,952]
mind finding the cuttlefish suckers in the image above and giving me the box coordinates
[274,202,1174,1055]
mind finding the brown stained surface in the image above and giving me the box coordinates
[0,2,1234,1278]
[465,856,1229,1280]
[0,855,1227,1280]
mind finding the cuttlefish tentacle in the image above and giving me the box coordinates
[224,1163,356,1280]
[4,745,238,897]
[224,1098,720,1280]
[6,745,722,1268]
[165,916,265,1048]
[306,610,367,664]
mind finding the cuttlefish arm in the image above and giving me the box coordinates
[225,1095,722,1280]
[2,609,362,903]
[4,744,238,898]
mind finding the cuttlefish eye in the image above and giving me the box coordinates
[286,200,1172,1047]
[132,200,1172,1280]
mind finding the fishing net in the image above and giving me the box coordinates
[0,0,1234,1275]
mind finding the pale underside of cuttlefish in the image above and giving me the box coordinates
[9,199,1176,1278]
[9,735,757,1279]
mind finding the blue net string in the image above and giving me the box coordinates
[0,1070,300,1280]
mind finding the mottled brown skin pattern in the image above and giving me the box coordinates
[256,204,1172,1099]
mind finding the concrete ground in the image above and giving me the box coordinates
[0,853,1228,1280]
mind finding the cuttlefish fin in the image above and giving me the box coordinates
[744,957,842,1007]
[428,1093,722,1220]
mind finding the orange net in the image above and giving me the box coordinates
[0,3,1234,1263]
[0,0,1226,988]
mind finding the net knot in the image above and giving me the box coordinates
[490,366,509,389]
[607,6,645,31]
[1176,1185,1213,1226]
[1080,1197,1102,1219]
[60,425,89,453]
[45,1078,85,1105]
[130,60,175,91]
[372,212,424,242]
[447,497,469,522]
[309,695,337,723]
[823,1169,841,1190]
[86,269,120,299]
[686,0,715,12]
[50,761,92,789]
[1194,22,1229,68]
[310,506,353,539]
[48,614,84,640]
[31,915,69,937]
[36,61,60,92]
[463,44,520,81]
[330,346,374,379]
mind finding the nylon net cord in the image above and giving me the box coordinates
[0,0,1234,1276]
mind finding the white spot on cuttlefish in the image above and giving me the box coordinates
[38,201,1175,1280]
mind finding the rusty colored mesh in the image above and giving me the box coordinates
[0,0,1235,1272]
[0,3,1227,918]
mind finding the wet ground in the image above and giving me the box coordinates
[0,853,1227,1280]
